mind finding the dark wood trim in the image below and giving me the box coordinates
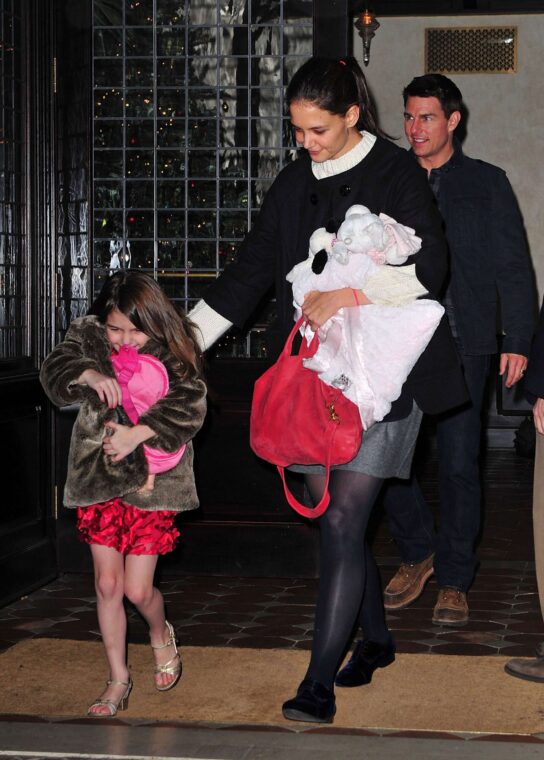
[314,0,350,57]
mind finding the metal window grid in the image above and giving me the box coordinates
[92,0,312,357]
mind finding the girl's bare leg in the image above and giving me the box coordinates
[137,473,156,493]
[89,544,130,714]
[124,554,178,689]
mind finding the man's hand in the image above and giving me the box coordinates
[534,398,544,436]
[103,421,155,462]
[499,352,528,389]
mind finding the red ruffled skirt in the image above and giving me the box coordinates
[77,498,179,555]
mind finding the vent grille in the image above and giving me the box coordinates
[425,27,517,74]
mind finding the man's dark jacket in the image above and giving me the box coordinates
[432,140,534,357]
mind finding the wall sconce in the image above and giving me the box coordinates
[354,8,380,66]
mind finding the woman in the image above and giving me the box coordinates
[190,57,467,723]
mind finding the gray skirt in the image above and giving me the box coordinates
[289,403,423,480]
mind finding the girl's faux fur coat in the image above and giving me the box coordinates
[40,315,207,512]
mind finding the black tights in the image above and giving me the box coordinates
[304,469,391,690]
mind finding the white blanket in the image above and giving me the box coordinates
[287,209,444,430]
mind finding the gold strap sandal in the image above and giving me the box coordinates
[87,677,133,717]
[151,620,182,692]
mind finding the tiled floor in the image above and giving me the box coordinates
[0,450,540,657]
[0,565,540,657]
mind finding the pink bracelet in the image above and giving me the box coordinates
[352,288,360,306]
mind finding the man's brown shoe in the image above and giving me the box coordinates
[383,554,434,610]
[432,587,469,626]
[505,655,544,683]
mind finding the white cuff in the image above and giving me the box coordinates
[188,299,233,351]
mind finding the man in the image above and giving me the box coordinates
[506,301,544,682]
[382,74,534,626]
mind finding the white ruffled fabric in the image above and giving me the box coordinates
[287,212,444,430]
[303,301,444,430]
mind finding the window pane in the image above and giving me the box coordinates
[94,28,123,56]
[156,0,185,25]
[126,180,154,207]
[157,181,184,208]
[95,181,123,208]
[95,58,123,86]
[94,0,123,26]
[94,120,123,148]
[158,239,186,268]
[125,58,154,86]
[94,150,124,178]
[126,120,155,147]
[126,27,154,55]
[125,0,153,26]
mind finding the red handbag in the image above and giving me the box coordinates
[250,317,363,518]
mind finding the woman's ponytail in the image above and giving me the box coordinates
[286,56,390,139]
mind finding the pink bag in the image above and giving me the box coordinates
[250,317,363,518]
[111,345,186,473]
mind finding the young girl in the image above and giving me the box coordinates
[40,271,207,716]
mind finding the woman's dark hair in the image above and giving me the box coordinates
[286,56,387,138]
[89,270,202,378]
[403,74,463,119]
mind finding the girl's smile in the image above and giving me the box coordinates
[106,308,149,351]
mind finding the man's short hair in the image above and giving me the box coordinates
[403,74,463,118]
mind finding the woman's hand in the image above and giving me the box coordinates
[103,421,155,462]
[78,369,122,408]
[301,288,370,331]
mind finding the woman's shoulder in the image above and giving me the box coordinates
[363,137,427,194]
[368,136,414,168]
[271,153,312,189]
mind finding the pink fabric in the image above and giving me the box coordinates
[111,345,186,474]
[379,212,422,265]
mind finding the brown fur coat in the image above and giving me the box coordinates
[40,315,207,512]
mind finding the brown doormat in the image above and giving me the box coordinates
[1,638,542,735]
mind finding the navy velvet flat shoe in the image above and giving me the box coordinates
[282,678,336,723]
[335,638,396,687]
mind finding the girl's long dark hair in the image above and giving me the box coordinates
[286,56,388,138]
[89,271,202,379]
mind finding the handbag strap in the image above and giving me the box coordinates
[277,465,331,518]
[283,316,319,359]
[276,420,341,519]
[274,317,335,518]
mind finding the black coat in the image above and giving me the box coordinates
[205,137,468,418]
[431,141,534,357]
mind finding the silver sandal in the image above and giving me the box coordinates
[87,677,132,717]
[151,620,182,692]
